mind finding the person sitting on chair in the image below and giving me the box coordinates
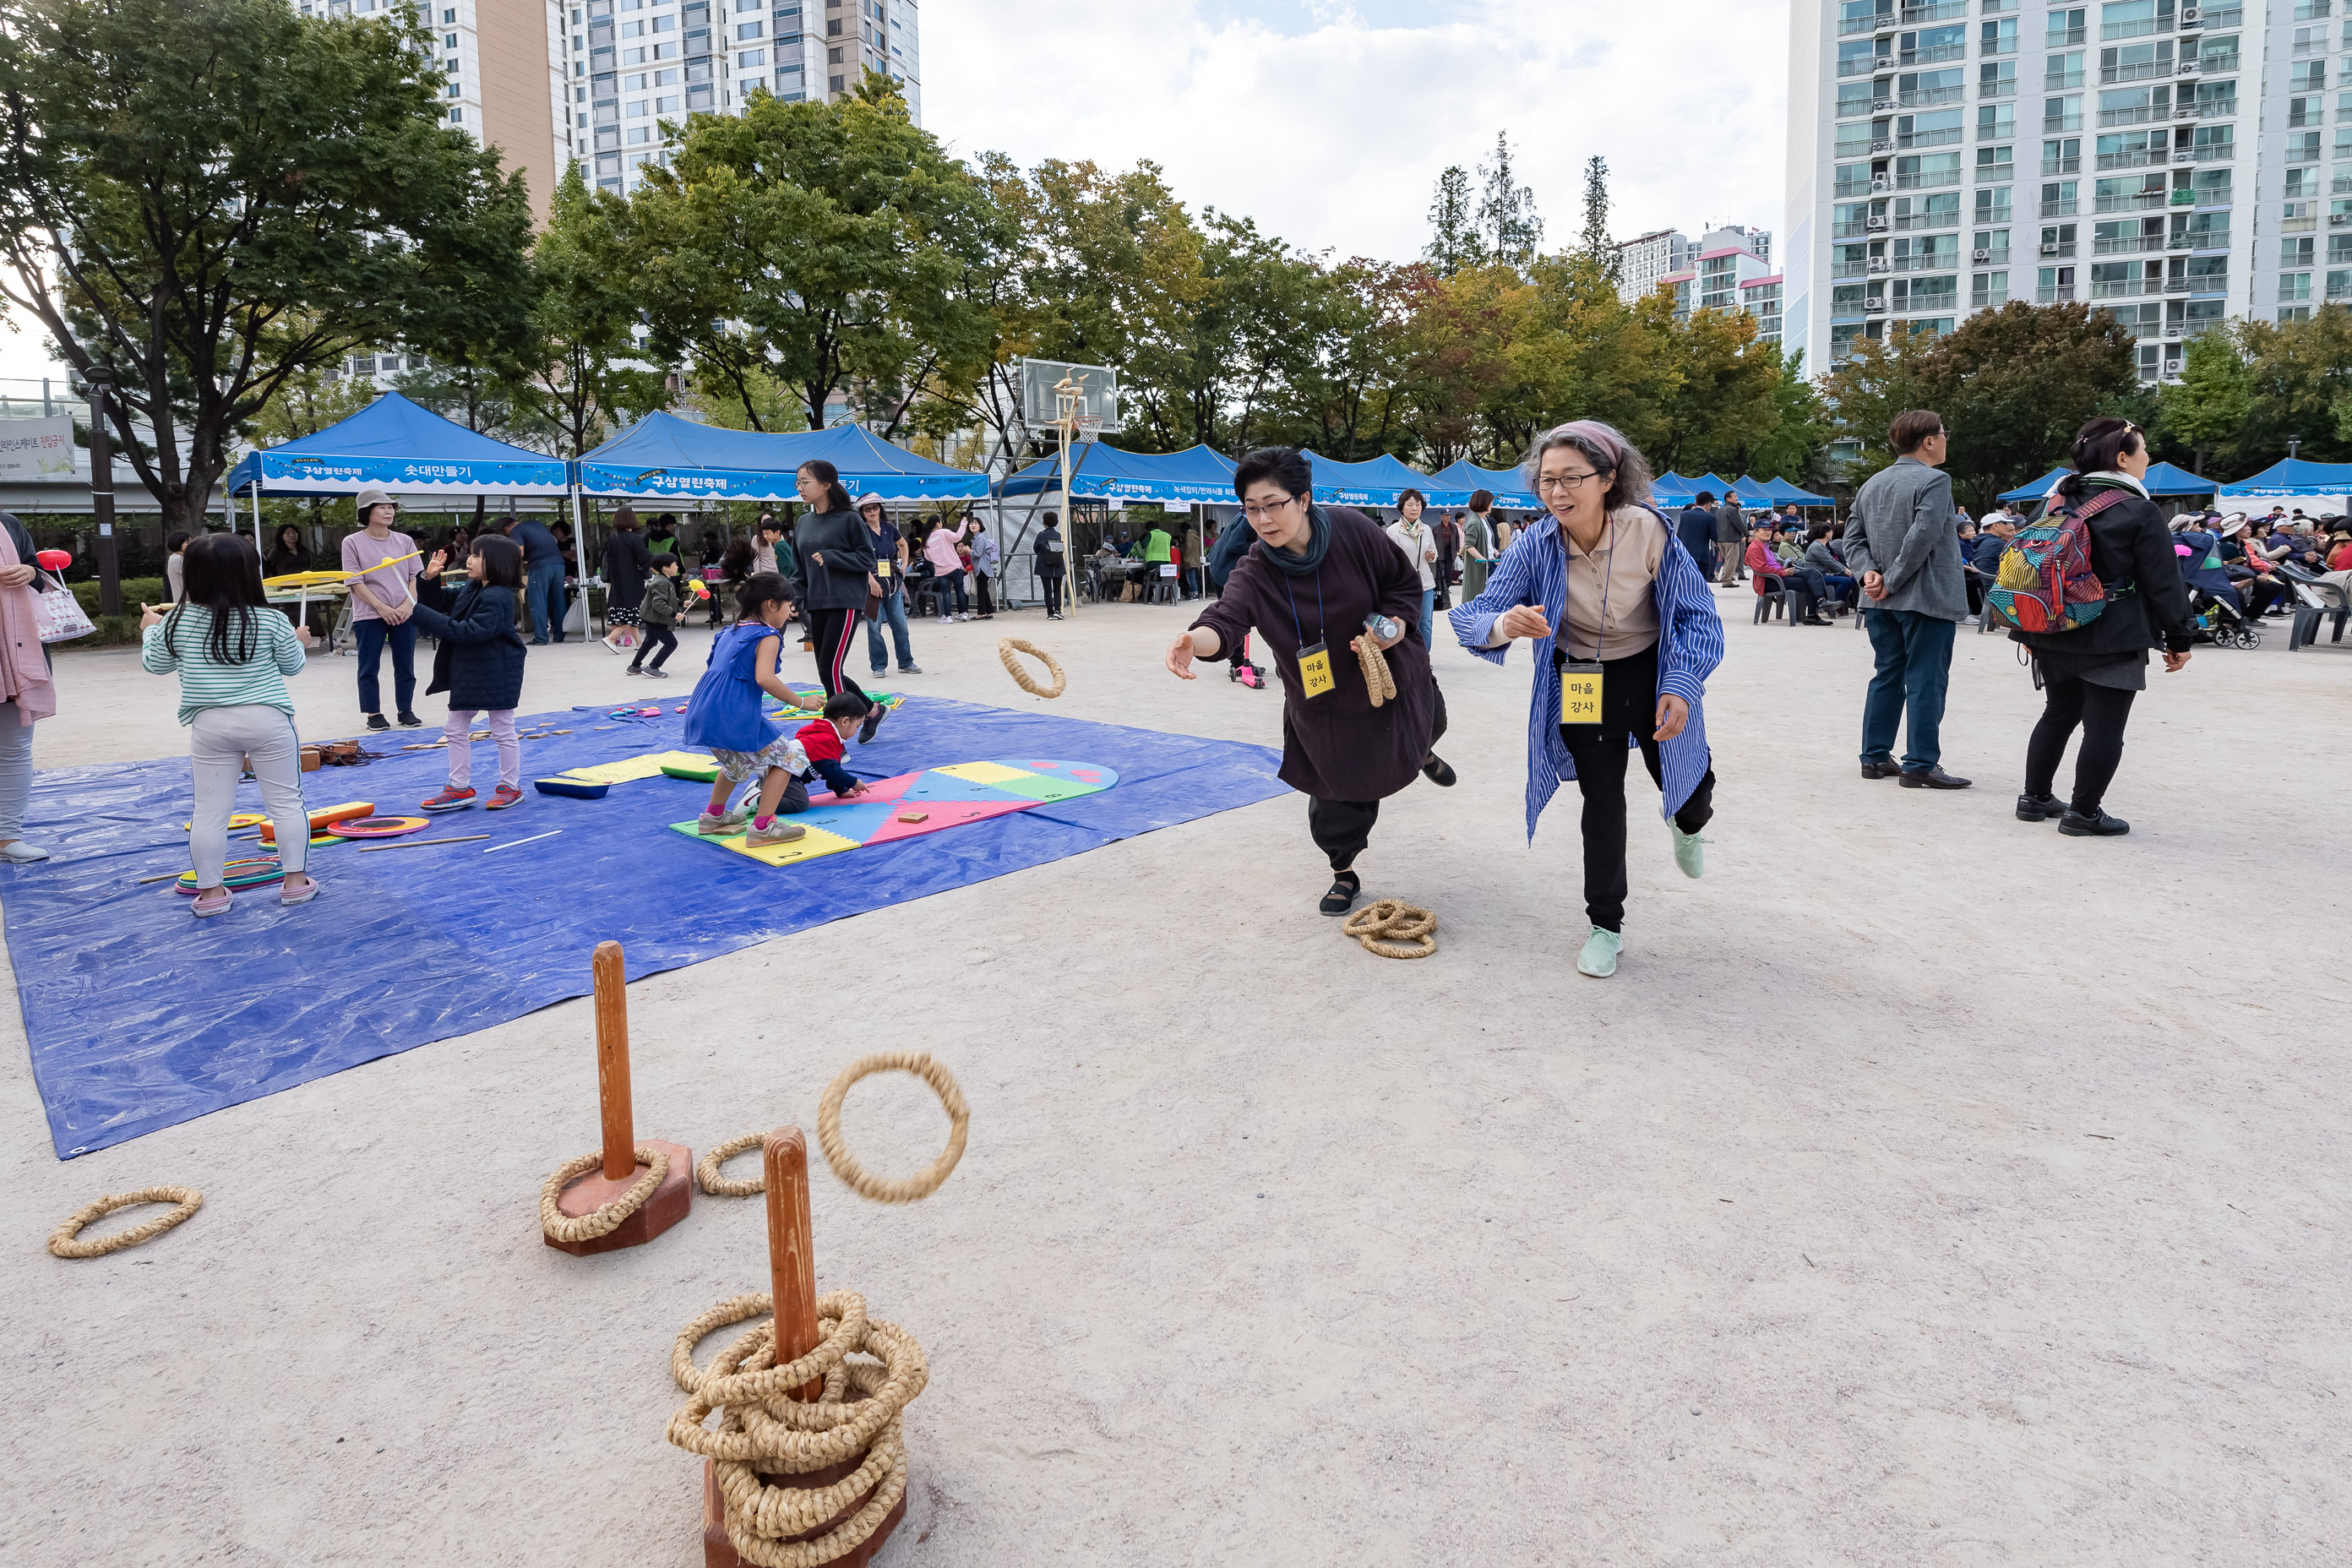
[1748,523,1827,623]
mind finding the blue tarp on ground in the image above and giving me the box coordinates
[1426,458,1538,510]
[4,699,1285,1158]
[578,414,990,503]
[2001,462,2219,502]
[1302,450,1458,508]
[996,443,1239,504]
[223,392,570,498]
[2215,457,2352,499]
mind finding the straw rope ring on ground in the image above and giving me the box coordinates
[1355,636,1396,708]
[537,1146,669,1242]
[697,1131,768,1196]
[816,1052,969,1204]
[667,1289,928,1568]
[1342,898,1437,960]
[997,637,1065,699]
[47,1186,204,1258]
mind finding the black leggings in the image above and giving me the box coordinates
[808,607,873,715]
[629,624,678,672]
[1305,684,1451,872]
[1554,641,1715,933]
[2023,676,2137,815]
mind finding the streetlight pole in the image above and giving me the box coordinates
[84,368,122,616]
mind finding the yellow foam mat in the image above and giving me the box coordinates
[558,749,714,786]
[933,760,1032,786]
[696,824,862,867]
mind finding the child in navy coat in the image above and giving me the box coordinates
[411,535,531,812]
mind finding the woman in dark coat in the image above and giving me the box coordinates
[1168,447,1453,915]
[2010,416,2193,837]
[411,535,531,812]
[599,506,652,654]
[790,458,885,742]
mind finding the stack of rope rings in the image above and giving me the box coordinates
[997,638,1065,700]
[48,1186,204,1258]
[698,1053,970,1204]
[1356,636,1396,708]
[1342,899,1436,960]
[668,1291,928,1567]
[537,1146,671,1243]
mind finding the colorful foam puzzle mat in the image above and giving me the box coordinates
[174,856,284,892]
[670,760,1119,867]
[765,683,905,722]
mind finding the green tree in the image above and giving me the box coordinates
[1819,324,1940,487]
[2234,305,2352,466]
[1579,156,1615,280]
[1744,346,1832,486]
[522,167,670,465]
[0,0,535,531]
[1921,301,2139,511]
[2156,328,2252,477]
[1424,166,1480,276]
[630,72,998,430]
[1475,133,1544,270]
[1649,308,1781,476]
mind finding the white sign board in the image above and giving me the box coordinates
[0,418,77,482]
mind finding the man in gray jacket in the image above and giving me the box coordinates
[1714,489,1747,585]
[1845,410,1971,788]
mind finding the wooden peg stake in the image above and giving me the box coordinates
[764,1128,823,1402]
[593,940,634,1182]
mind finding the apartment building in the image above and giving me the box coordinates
[1784,0,2307,384]
[302,0,922,217]
[1642,226,1783,346]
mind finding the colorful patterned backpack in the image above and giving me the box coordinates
[1987,489,2121,634]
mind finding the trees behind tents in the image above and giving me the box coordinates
[0,0,534,532]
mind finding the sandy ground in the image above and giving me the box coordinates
[3,590,2349,1566]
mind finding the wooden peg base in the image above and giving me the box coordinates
[542,1138,693,1255]
[702,1456,906,1567]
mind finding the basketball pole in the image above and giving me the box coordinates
[1054,371,1081,618]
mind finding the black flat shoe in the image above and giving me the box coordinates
[1859,760,1900,780]
[1420,754,1456,787]
[857,704,886,745]
[365,713,390,732]
[2016,792,2064,822]
[1319,871,1360,916]
[1899,765,1974,789]
[396,710,422,727]
[2059,808,2130,836]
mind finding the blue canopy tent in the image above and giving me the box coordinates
[222,390,569,545]
[1428,457,1538,510]
[2001,461,2218,504]
[997,442,1238,504]
[577,413,988,504]
[2216,456,2352,501]
[1303,450,1461,508]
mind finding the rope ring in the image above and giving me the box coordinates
[1342,899,1438,960]
[998,638,1065,699]
[816,1052,969,1203]
[1355,636,1396,708]
[538,1146,669,1243]
[48,1186,203,1258]
[697,1132,768,1196]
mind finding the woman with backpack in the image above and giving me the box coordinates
[2005,416,2192,838]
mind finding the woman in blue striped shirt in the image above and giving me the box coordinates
[1449,422,1725,978]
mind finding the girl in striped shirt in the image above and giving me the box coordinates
[140,535,318,917]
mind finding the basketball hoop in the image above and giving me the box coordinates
[1072,415,1103,440]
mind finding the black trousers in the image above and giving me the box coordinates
[974,570,994,616]
[1556,643,1714,934]
[1038,567,1062,614]
[1305,683,1449,873]
[2023,676,2137,815]
[629,624,678,671]
[808,607,873,715]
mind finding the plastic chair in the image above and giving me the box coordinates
[1750,576,1788,624]
[2288,579,2351,650]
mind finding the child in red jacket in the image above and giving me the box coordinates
[794,694,871,802]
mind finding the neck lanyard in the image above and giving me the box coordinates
[1282,565,1326,651]
[1566,513,1617,663]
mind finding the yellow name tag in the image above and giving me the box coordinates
[1560,662,1603,724]
[1298,640,1334,699]
[874,560,890,578]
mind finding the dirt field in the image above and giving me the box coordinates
[3,593,2347,1565]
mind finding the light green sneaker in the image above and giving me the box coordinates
[1671,825,1709,879]
[1576,924,1622,978]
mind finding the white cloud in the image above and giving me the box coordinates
[921,0,1788,264]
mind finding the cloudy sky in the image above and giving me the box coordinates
[0,0,1790,383]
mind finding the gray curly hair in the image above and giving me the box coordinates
[1522,420,1654,512]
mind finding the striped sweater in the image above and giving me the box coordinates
[140,606,308,726]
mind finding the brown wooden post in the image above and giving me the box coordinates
[593,939,634,1181]
[763,1128,823,1402]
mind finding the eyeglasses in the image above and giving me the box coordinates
[1535,471,1609,494]
[1241,494,1299,520]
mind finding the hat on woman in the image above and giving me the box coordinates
[354,487,392,514]
[855,493,885,509]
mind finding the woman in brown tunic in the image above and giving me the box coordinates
[1166,447,1453,914]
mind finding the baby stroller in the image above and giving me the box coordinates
[2187,583,2260,649]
